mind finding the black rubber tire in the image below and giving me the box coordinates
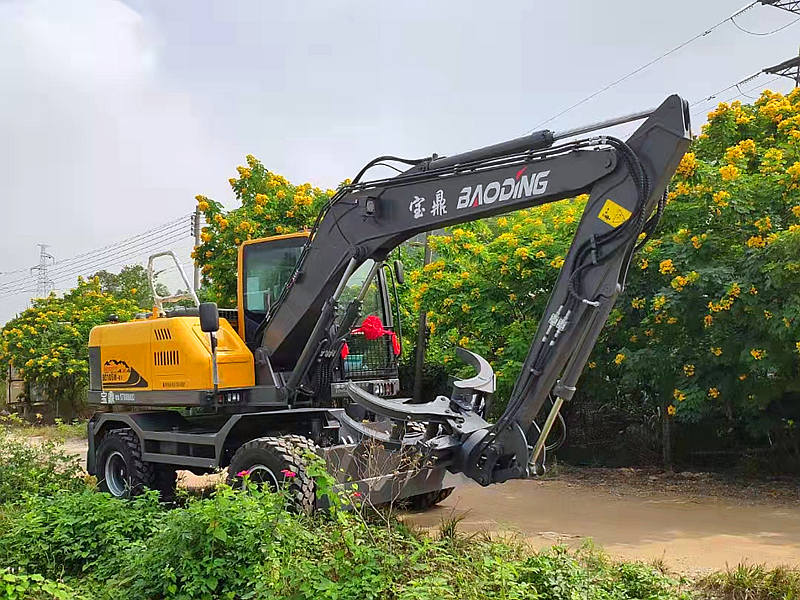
[226,436,316,514]
[407,487,455,511]
[96,429,154,498]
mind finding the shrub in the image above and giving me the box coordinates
[0,569,88,600]
[0,430,83,503]
[0,489,162,580]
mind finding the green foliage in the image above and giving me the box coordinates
[401,202,584,406]
[582,90,800,443]
[699,563,800,600]
[0,489,162,580]
[0,440,695,600]
[192,155,336,305]
[90,265,156,311]
[0,277,140,415]
[0,569,88,600]
[0,429,83,503]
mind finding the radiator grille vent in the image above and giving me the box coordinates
[154,328,172,341]
[154,350,180,366]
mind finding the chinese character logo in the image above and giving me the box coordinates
[432,190,447,216]
[409,196,425,219]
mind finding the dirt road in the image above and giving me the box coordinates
[53,437,800,572]
[409,474,800,573]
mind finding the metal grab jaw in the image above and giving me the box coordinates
[342,348,530,485]
[344,347,495,434]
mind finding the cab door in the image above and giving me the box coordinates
[237,233,309,347]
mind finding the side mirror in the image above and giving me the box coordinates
[199,302,220,333]
[394,260,405,285]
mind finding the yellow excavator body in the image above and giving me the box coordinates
[88,316,254,392]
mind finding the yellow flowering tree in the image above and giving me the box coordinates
[0,278,139,418]
[399,198,587,401]
[193,155,335,305]
[578,89,800,459]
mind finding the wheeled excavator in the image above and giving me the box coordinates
[86,95,691,509]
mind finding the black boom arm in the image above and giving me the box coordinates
[261,95,691,485]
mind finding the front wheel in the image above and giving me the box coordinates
[226,436,316,513]
[96,429,154,498]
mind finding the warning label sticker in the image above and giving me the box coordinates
[597,199,632,228]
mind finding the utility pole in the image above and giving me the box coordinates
[30,244,54,298]
[191,209,201,293]
[759,0,800,15]
[763,50,800,88]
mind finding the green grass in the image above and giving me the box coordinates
[0,430,799,599]
[698,563,800,599]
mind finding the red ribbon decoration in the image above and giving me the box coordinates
[341,315,401,358]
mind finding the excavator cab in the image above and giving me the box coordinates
[237,232,401,398]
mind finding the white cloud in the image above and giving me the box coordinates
[0,0,229,321]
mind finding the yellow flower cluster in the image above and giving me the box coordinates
[673,389,686,402]
[673,181,691,197]
[669,270,699,293]
[707,102,730,121]
[683,364,695,377]
[708,387,720,399]
[707,282,740,313]
[719,165,740,181]
[750,348,766,360]
[667,404,677,416]
[710,346,722,356]
[754,216,772,232]
[787,162,800,180]
[653,295,667,311]
[760,148,785,174]
[712,190,730,208]
[658,259,675,275]
[631,297,645,309]
[614,353,626,365]
[746,235,766,248]
[724,139,755,164]
[759,94,793,123]
[675,152,698,177]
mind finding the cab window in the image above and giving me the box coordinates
[240,237,305,344]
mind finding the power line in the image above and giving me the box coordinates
[690,75,783,119]
[0,238,194,300]
[731,13,800,34]
[0,221,193,297]
[0,214,191,291]
[530,1,762,131]
[49,214,189,271]
[690,71,765,107]
[0,218,190,293]
[46,231,191,287]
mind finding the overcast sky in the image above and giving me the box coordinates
[1,0,798,322]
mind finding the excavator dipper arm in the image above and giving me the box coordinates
[261,95,691,486]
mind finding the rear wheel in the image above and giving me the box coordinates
[96,429,154,498]
[226,436,316,513]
